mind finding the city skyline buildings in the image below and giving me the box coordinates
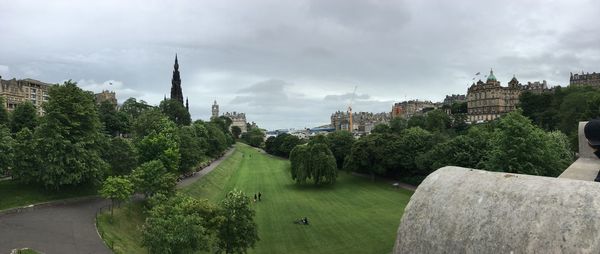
[1,0,600,130]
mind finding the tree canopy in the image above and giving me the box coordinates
[35,81,107,189]
[9,101,37,133]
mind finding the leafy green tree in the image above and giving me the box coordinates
[100,176,134,216]
[130,160,176,198]
[102,137,138,176]
[344,135,387,180]
[142,194,219,254]
[242,128,266,148]
[213,116,233,134]
[389,117,408,134]
[416,126,492,174]
[231,126,242,139]
[121,97,152,122]
[450,113,469,134]
[290,145,310,183]
[179,125,204,174]
[396,127,434,175]
[424,109,451,133]
[264,136,277,154]
[9,101,37,133]
[132,109,169,140]
[217,189,259,254]
[136,117,181,173]
[558,92,589,137]
[159,99,191,126]
[279,134,302,158]
[450,101,467,114]
[0,125,14,175]
[308,134,329,146]
[203,122,229,157]
[10,128,40,182]
[0,97,8,126]
[308,143,337,185]
[98,100,128,136]
[35,80,107,189]
[483,111,572,176]
[407,115,427,129]
[543,131,574,177]
[326,130,354,169]
[371,124,390,134]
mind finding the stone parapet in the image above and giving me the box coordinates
[394,167,600,254]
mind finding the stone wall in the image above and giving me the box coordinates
[394,167,600,253]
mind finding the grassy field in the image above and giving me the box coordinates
[182,144,413,254]
[0,180,97,211]
[96,202,146,254]
[98,143,413,254]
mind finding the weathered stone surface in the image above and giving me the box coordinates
[559,122,600,181]
[394,166,600,254]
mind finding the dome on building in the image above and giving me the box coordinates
[487,69,497,82]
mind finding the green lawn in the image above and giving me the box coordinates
[98,143,413,254]
[182,143,413,254]
[0,180,97,211]
[96,202,146,254]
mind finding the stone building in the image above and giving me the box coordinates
[391,100,435,118]
[95,90,117,105]
[211,100,219,120]
[170,54,189,111]
[570,71,600,87]
[442,94,466,105]
[0,77,50,115]
[467,69,522,122]
[330,111,391,133]
[223,111,247,133]
[521,80,549,94]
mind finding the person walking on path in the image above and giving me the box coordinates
[254,193,257,202]
[258,192,262,201]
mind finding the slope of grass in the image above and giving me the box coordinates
[0,180,97,211]
[96,202,147,254]
[182,143,413,254]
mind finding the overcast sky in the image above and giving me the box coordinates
[1,0,599,130]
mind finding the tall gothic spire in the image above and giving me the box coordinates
[170,54,184,105]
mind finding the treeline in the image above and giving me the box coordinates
[0,80,234,190]
[266,108,574,185]
[520,86,600,149]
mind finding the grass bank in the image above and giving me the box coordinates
[0,180,97,211]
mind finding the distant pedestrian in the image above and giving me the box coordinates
[254,193,257,202]
[258,192,262,201]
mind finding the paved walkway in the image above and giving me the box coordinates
[177,148,235,188]
[0,148,236,254]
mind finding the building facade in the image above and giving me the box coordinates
[522,80,549,94]
[223,111,247,133]
[95,90,117,105]
[211,100,219,120]
[391,100,435,118]
[570,71,600,87]
[0,77,50,115]
[330,111,391,133]
[467,69,521,122]
[443,94,466,105]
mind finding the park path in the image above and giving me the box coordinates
[0,147,235,254]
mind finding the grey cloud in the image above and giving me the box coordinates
[1,0,600,129]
